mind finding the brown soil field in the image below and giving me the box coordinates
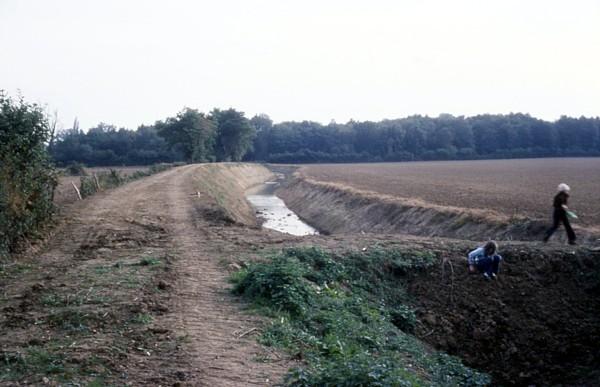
[300,158,600,227]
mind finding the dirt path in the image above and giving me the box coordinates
[1,165,294,386]
[160,165,293,386]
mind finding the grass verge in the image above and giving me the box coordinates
[0,253,172,384]
[78,163,181,198]
[231,247,490,386]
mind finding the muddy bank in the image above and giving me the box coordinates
[278,173,599,244]
[405,243,600,386]
[189,163,274,226]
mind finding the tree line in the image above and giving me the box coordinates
[51,108,255,166]
[50,110,600,166]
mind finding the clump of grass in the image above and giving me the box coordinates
[1,347,65,380]
[131,313,153,325]
[47,308,101,333]
[0,262,33,279]
[138,256,162,266]
[1,347,110,383]
[232,247,489,386]
[41,290,110,308]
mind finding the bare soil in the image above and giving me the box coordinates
[402,240,600,386]
[301,158,600,227]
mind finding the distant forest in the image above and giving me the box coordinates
[50,110,600,166]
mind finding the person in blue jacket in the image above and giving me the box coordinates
[467,240,502,280]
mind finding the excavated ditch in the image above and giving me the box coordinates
[268,170,600,385]
[407,244,600,386]
[277,174,600,245]
[246,172,318,236]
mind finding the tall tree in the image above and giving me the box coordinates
[155,108,216,162]
[211,108,255,161]
[248,114,273,161]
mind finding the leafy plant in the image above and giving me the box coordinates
[78,164,176,199]
[65,162,87,176]
[232,255,314,316]
[0,93,57,257]
[232,247,490,386]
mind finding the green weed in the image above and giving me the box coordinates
[41,288,110,308]
[0,262,33,279]
[138,256,162,266]
[131,313,153,325]
[1,347,109,383]
[47,308,99,333]
[233,247,490,386]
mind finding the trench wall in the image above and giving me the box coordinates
[190,163,274,226]
[278,173,597,243]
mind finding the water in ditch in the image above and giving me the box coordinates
[247,176,318,236]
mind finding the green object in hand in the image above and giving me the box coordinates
[566,210,578,219]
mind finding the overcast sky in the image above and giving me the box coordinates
[1,0,599,130]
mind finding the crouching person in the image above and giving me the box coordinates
[467,240,502,280]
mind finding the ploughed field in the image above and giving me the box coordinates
[301,158,600,227]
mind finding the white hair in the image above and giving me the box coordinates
[558,183,570,192]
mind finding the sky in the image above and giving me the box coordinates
[1,0,599,130]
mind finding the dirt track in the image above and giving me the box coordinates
[1,164,298,385]
[158,165,293,385]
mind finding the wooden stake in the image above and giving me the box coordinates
[237,327,259,339]
[71,181,82,201]
[93,173,101,190]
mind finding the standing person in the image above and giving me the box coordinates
[467,240,502,280]
[543,183,576,245]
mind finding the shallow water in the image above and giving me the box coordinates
[247,194,318,236]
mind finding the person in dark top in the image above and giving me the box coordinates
[543,183,576,245]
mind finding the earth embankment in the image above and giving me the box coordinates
[404,240,600,386]
[277,172,599,244]
[190,162,274,226]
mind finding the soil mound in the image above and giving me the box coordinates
[407,243,600,385]
[278,173,600,244]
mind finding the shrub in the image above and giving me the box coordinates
[149,163,171,174]
[65,162,87,176]
[0,93,57,257]
[76,164,178,200]
[232,255,314,316]
[389,305,417,333]
[79,169,124,198]
[232,248,490,386]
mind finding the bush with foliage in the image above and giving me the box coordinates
[79,169,123,198]
[0,93,57,257]
[65,162,87,176]
[77,163,179,199]
[232,247,489,386]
